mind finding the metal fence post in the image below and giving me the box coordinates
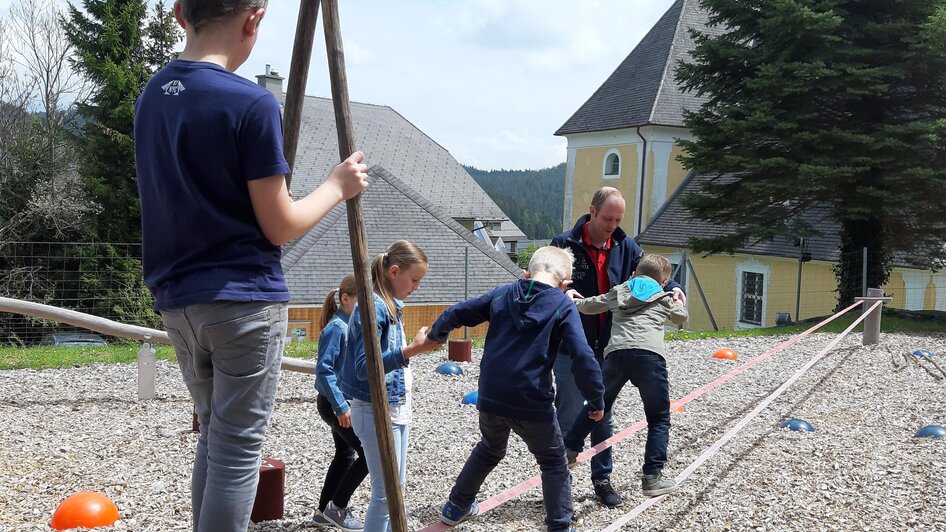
[862,247,868,297]
[463,246,469,339]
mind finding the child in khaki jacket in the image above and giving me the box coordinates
[563,253,687,497]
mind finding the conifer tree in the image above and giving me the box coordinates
[676,0,946,306]
[62,0,180,243]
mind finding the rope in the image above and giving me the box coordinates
[600,301,881,531]
[416,301,863,532]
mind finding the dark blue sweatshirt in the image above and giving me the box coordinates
[429,279,605,422]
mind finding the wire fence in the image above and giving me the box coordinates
[1,242,942,345]
[0,241,158,346]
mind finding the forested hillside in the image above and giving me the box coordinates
[465,163,565,239]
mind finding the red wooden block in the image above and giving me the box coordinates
[251,458,285,523]
[448,338,472,362]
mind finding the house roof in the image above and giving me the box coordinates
[282,165,522,305]
[637,172,842,262]
[283,94,524,240]
[638,172,934,269]
[555,0,718,135]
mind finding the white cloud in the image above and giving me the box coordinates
[448,129,567,170]
[0,0,680,170]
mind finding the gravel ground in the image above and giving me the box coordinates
[1,331,945,531]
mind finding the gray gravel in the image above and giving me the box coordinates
[1,331,945,531]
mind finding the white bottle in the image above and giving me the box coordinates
[137,339,156,400]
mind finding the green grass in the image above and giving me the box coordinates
[0,339,320,371]
[0,343,179,370]
[2,309,941,370]
[666,308,946,341]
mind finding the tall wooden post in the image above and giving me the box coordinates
[321,1,409,530]
[282,0,320,187]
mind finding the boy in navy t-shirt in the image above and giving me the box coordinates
[134,1,368,530]
[427,246,605,532]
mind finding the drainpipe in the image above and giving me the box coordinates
[635,126,648,237]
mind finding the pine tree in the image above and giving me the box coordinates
[62,0,180,243]
[676,0,946,307]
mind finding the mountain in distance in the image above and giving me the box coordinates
[464,163,565,240]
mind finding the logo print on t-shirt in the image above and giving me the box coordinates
[161,80,185,96]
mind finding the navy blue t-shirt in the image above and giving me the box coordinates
[134,60,292,311]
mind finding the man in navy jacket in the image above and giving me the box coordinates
[428,246,604,531]
[551,187,683,507]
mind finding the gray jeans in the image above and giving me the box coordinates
[162,301,288,532]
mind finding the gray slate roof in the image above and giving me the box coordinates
[282,165,522,305]
[637,172,842,262]
[555,0,719,135]
[284,94,523,240]
[638,174,932,269]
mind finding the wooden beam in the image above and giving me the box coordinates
[282,0,320,189]
[321,1,409,530]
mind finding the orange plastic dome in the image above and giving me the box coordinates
[712,348,738,360]
[50,492,119,530]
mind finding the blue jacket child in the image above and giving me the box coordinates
[429,279,605,420]
[315,309,351,415]
[337,293,409,405]
[429,247,606,531]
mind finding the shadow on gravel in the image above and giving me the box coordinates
[0,395,191,408]
[664,345,858,523]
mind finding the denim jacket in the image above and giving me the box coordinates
[314,310,350,415]
[337,293,409,404]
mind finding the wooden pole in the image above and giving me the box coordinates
[320,2,409,530]
[860,288,886,345]
[685,257,718,331]
[282,0,320,188]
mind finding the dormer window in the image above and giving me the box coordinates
[602,149,621,179]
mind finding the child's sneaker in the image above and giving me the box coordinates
[592,478,623,508]
[321,501,365,531]
[566,450,578,469]
[440,500,479,526]
[641,472,678,497]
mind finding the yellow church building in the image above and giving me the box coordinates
[555,0,945,330]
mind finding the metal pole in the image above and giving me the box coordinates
[463,246,469,339]
[861,247,868,297]
[795,256,803,324]
[282,0,320,187]
[677,252,688,329]
[686,257,718,331]
[321,2,409,530]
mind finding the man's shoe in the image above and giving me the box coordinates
[641,472,678,497]
[566,450,579,469]
[440,500,479,526]
[592,478,623,508]
[322,501,365,531]
[312,512,331,526]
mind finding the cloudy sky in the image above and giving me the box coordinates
[1,0,678,169]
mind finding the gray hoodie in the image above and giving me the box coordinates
[575,275,688,358]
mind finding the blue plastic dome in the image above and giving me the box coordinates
[461,390,478,406]
[435,361,464,376]
[914,425,946,439]
[780,418,815,432]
